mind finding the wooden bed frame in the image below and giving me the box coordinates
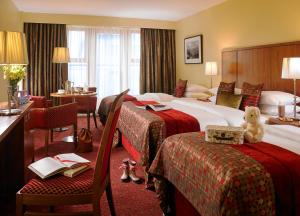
[222,40,300,96]
[172,40,300,216]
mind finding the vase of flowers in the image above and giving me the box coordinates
[0,65,26,107]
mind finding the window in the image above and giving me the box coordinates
[67,26,140,98]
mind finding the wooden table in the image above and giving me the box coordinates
[50,92,97,101]
[0,102,33,213]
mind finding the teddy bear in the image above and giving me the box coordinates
[241,106,264,143]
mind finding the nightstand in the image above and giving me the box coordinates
[266,117,300,127]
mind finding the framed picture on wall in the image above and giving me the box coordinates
[184,35,203,64]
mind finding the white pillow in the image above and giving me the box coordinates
[260,91,300,105]
[209,95,217,104]
[260,104,300,116]
[208,87,241,95]
[234,88,242,94]
[185,84,208,93]
[184,92,211,99]
[208,87,218,95]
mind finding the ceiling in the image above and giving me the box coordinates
[12,0,227,21]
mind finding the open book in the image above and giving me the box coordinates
[136,104,172,112]
[28,153,91,179]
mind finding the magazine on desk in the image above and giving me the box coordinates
[136,104,172,111]
[28,153,91,179]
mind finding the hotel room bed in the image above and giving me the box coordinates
[116,92,300,215]
[117,97,229,166]
[149,131,300,216]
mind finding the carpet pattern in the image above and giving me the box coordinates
[25,116,163,216]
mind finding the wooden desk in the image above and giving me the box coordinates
[0,102,33,211]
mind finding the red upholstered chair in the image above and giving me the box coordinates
[88,87,97,92]
[61,87,98,129]
[30,96,52,108]
[28,103,78,155]
[16,89,129,216]
[78,96,98,129]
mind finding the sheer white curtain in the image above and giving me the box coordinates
[67,26,140,98]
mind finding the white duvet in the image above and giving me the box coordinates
[135,93,300,154]
[170,99,300,155]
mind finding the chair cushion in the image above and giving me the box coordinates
[20,169,94,195]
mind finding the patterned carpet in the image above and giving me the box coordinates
[21,116,162,216]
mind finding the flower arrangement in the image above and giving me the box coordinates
[0,65,26,91]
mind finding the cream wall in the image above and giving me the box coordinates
[176,0,300,88]
[21,12,176,29]
[0,0,22,101]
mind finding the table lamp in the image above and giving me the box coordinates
[52,47,69,89]
[281,57,300,119]
[0,31,28,115]
[205,61,218,88]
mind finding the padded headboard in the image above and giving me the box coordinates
[222,41,300,96]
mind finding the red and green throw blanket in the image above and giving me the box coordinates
[133,100,200,137]
[117,101,200,168]
[149,132,300,216]
[98,94,137,125]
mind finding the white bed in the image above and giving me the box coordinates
[133,93,300,155]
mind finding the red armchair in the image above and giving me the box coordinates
[29,103,78,155]
[30,96,52,108]
[16,90,129,216]
[61,87,98,129]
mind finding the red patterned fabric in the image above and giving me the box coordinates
[240,95,261,109]
[132,100,200,137]
[21,169,93,195]
[240,82,264,110]
[174,79,187,98]
[98,94,137,125]
[232,143,300,216]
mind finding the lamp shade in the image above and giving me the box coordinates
[282,57,300,79]
[0,31,28,65]
[53,47,69,63]
[205,61,218,76]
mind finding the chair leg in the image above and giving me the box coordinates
[50,129,54,142]
[87,112,91,130]
[16,193,24,216]
[45,130,49,156]
[93,112,98,128]
[106,180,116,216]
[73,124,77,148]
[93,199,101,216]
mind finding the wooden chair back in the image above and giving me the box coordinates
[93,89,129,194]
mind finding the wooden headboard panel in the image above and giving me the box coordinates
[222,41,300,96]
